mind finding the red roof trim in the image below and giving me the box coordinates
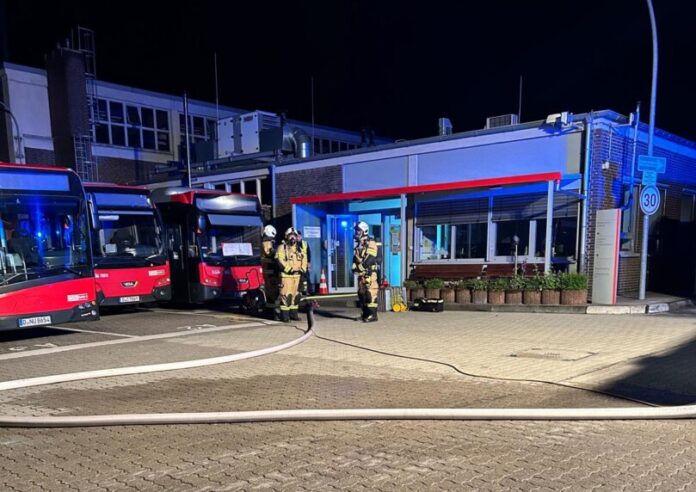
[290,172,562,204]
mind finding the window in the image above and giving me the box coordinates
[230,182,242,193]
[244,179,257,197]
[495,220,530,257]
[535,218,577,258]
[680,194,695,223]
[313,138,322,154]
[340,142,348,151]
[454,223,487,259]
[179,114,217,144]
[621,186,639,252]
[92,98,170,151]
[416,224,451,261]
[331,141,339,153]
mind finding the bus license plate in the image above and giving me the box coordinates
[18,316,52,328]
[119,296,141,303]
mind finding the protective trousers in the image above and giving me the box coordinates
[357,271,379,321]
[279,274,301,322]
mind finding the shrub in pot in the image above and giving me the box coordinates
[523,275,543,304]
[541,272,561,305]
[488,277,508,305]
[454,280,471,304]
[403,280,421,302]
[559,272,588,305]
[440,281,456,303]
[469,277,488,304]
[505,275,525,304]
[423,278,445,299]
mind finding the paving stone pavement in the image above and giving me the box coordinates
[1,308,696,490]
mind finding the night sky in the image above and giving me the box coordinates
[2,0,695,141]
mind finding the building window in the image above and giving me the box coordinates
[535,218,577,258]
[680,194,695,223]
[92,98,170,152]
[621,186,639,252]
[179,114,217,144]
[494,220,530,257]
[313,138,322,154]
[454,223,487,259]
[416,224,451,261]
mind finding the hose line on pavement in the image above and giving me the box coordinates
[1,299,695,427]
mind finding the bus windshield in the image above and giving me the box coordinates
[94,211,165,265]
[0,195,90,286]
[197,214,261,266]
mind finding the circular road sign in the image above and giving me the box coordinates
[640,185,661,216]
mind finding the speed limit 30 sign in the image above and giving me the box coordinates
[640,185,661,216]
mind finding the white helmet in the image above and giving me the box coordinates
[285,227,299,239]
[263,225,277,238]
[355,221,369,236]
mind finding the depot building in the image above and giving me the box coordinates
[156,110,696,303]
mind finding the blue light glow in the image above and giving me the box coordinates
[340,220,348,228]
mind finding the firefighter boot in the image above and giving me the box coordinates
[364,307,379,323]
[280,309,290,323]
[289,309,300,321]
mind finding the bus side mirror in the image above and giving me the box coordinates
[197,214,206,232]
[87,196,101,230]
[188,245,199,258]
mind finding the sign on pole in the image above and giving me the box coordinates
[638,155,667,173]
[641,169,657,186]
[640,185,661,216]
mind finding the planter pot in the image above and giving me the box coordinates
[471,290,488,304]
[455,288,471,304]
[561,289,588,305]
[523,290,542,305]
[410,288,425,301]
[425,288,441,299]
[505,290,523,304]
[488,290,505,305]
[542,289,560,305]
[440,288,455,303]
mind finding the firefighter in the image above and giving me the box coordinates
[261,224,279,319]
[296,230,312,296]
[352,221,380,322]
[276,227,307,322]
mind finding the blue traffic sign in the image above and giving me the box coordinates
[638,155,666,174]
[640,185,661,216]
[641,169,657,186]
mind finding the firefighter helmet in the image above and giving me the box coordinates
[354,221,369,237]
[263,225,277,238]
[285,227,299,240]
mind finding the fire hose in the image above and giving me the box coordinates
[1,294,695,427]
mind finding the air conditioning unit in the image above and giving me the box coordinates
[485,114,519,129]
[216,110,282,158]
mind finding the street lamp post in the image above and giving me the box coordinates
[638,0,659,300]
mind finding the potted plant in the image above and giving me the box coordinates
[505,275,525,304]
[469,277,488,304]
[488,277,508,305]
[541,272,561,305]
[523,274,543,304]
[424,278,444,299]
[560,272,588,305]
[454,279,471,304]
[440,281,456,303]
[403,280,422,302]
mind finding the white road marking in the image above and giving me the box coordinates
[47,326,136,338]
[0,322,267,361]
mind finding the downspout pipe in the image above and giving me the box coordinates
[579,115,592,274]
[621,103,641,211]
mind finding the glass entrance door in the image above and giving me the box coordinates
[326,214,356,292]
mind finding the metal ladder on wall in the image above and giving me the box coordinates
[73,134,96,182]
[73,26,99,182]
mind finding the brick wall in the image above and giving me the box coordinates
[24,148,56,166]
[275,165,342,229]
[586,125,696,298]
[95,156,160,185]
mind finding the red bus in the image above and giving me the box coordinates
[0,163,99,330]
[152,187,265,311]
[85,184,171,307]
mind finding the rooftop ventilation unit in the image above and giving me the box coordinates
[485,114,519,129]
[438,117,453,136]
